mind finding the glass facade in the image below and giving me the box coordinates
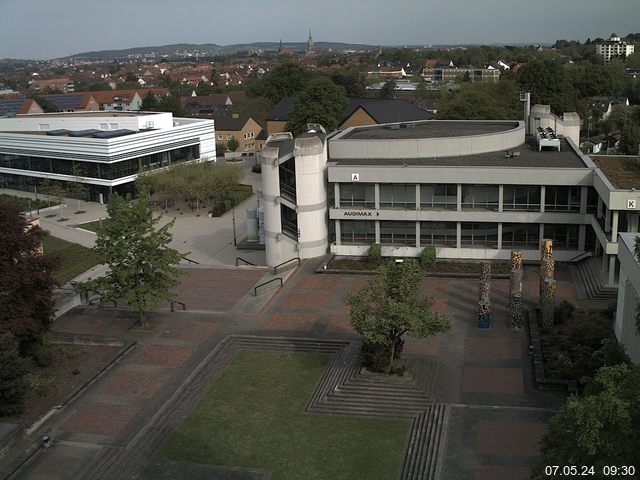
[278,158,296,202]
[502,223,539,248]
[544,224,579,249]
[340,183,375,208]
[502,185,541,211]
[380,221,416,245]
[280,204,298,239]
[420,184,457,209]
[462,185,499,210]
[0,144,199,181]
[420,221,457,247]
[461,222,499,248]
[545,186,581,212]
[380,184,416,209]
[340,220,376,244]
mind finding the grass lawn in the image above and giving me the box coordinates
[157,350,410,480]
[42,236,100,285]
[75,220,103,233]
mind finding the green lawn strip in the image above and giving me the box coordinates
[75,220,103,233]
[158,350,410,480]
[42,236,100,285]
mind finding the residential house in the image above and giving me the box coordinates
[40,93,100,112]
[180,92,246,117]
[0,98,44,117]
[587,96,630,120]
[214,114,263,153]
[28,76,74,93]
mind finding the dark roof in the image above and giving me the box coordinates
[341,120,517,140]
[592,156,640,189]
[214,115,250,131]
[41,93,85,110]
[266,97,434,124]
[343,98,434,124]
[0,98,28,116]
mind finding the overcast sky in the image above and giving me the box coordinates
[1,0,638,60]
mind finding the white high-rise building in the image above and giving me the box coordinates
[596,34,635,63]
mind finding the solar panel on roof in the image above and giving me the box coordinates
[69,129,101,137]
[46,129,71,136]
[92,129,136,139]
[42,94,83,110]
[0,99,25,116]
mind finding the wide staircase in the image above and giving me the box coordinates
[572,257,618,301]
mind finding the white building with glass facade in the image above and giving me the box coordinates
[259,108,640,289]
[0,111,215,202]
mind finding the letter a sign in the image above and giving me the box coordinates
[351,173,360,181]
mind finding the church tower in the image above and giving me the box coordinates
[307,30,315,52]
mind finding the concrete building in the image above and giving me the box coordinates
[615,232,640,364]
[258,106,640,289]
[0,111,215,202]
[596,34,635,63]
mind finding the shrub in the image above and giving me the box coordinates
[554,300,576,325]
[0,334,28,417]
[25,333,54,367]
[419,245,437,268]
[367,243,382,269]
[359,339,404,373]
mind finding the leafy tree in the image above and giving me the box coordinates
[533,364,640,478]
[233,96,273,128]
[379,78,397,99]
[216,142,228,156]
[437,80,521,120]
[158,94,183,116]
[286,76,348,135]
[343,259,451,373]
[246,63,311,104]
[626,53,640,69]
[0,334,29,417]
[0,199,58,346]
[330,66,367,98]
[140,91,159,111]
[618,123,640,155]
[519,58,577,114]
[227,136,239,152]
[86,194,183,326]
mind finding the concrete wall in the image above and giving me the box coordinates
[339,108,377,130]
[329,121,525,160]
[529,105,581,146]
[615,233,640,364]
[3,111,174,131]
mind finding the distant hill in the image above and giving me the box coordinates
[69,41,379,60]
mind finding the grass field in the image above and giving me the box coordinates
[75,220,103,233]
[158,350,410,480]
[42,236,100,285]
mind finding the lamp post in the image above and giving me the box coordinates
[232,204,237,246]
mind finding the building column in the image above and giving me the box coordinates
[580,186,588,214]
[605,207,611,233]
[416,222,421,248]
[612,211,619,241]
[540,185,546,213]
[608,255,616,287]
[335,220,341,246]
[539,224,545,245]
[497,223,503,250]
[415,184,420,211]
[498,185,504,213]
[578,224,586,251]
[602,253,608,275]
[375,220,380,244]
[457,184,462,212]
[374,183,380,210]
[456,222,462,249]
[334,183,340,208]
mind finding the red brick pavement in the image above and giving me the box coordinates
[465,337,521,360]
[476,421,548,456]
[172,268,265,311]
[132,345,196,368]
[97,370,171,399]
[154,321,217,342]
[463,367,524,395]
[325,314,355,334]
[62,403,141,436]
[297,275,341,290]
[51,314,137,337]
[404,338,441,356]
[475,465,532,480]
[264,312,319,331]
[279,292,332,309]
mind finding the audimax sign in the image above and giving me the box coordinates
[342,210,380,217]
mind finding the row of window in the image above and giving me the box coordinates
[337,183,591,212]
[339,220,580,249]
[0,145,200,181]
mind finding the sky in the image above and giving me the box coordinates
[1,0,639,60]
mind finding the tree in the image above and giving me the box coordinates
[379,78,397,99]
[518,58,577,114]
[0,334,29,417]
[69,164,89,213]
[286,76,348,135]
[618,123,640,155]
[158,94,184,116]
[330,66,367,97]
[140,91,159,111]
[437,79,521,120]
[533,364,640,478]
[86,194,184,326]
[0,199,58,346]
[343,259,451,373]
[227,136,239,152]
[216,142,228,156]
[246,63,310,104]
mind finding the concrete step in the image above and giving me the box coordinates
[400,403,447,480]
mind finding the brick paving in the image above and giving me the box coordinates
[13,262,583,480]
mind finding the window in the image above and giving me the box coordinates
[503,186,541,211]
[380,221,416,245]
[462,185,499,210]
[109,123,118,130]
[217,134,223,140]
[278,158,296,202]
[461,223,498,248]
[502,223,539,248]
[544,224,579,249]
[281,204,298,239]
[380,184,416,209]
[545,186,580,212]
[420,184,457,209]
[38,124,50,131]
[420,222,456,247]
[340,183,375,208]
[340,220,375,244]
[100,123,108,130]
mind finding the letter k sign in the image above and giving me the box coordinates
[351,173,360,181]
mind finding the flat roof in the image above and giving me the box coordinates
[330,136,587,169]
[340,121,520,140]
[592,155,640,189]
[13,111,159,118]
